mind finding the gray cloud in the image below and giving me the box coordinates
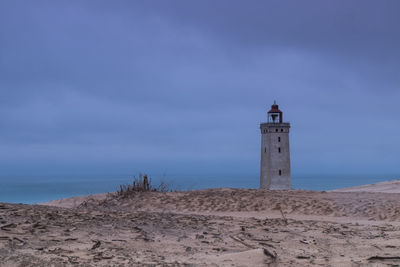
[0,0,399,176]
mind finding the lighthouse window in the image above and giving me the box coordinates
[278,147,281,153]
[279,170,282,176]
[264,147,266,153]
[281,129,283,132]
[278,137,281,142]
[275,129,278,132]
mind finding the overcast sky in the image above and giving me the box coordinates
[1,1,399,176]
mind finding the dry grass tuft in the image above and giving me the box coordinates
[116,173,171,198]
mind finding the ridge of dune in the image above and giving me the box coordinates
[43,180,400,210]
[43,193,108,208]
[330,179,400,193]
[42,185,400,222]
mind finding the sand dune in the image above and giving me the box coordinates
[331,179,400,193]
[2,184,400,266]
[46,187,400,221]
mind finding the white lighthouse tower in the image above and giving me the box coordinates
[260,101,291,189]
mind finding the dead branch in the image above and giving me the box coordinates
[368,255,400,261]
[263,248,277,259]
[230,235,256,249]
[230,235,277,260]
[279,207,288,225]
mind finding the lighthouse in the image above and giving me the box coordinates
[260,101,291,189]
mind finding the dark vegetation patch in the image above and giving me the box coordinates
[116,174,171,198]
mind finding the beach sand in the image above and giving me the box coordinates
[331,179,400,193]
[1,181,400,266]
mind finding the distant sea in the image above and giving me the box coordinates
[1,174,399,204]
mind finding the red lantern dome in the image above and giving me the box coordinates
[267,101,283,123]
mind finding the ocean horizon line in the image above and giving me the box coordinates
[1,173,400,204]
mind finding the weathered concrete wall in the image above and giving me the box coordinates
[260,122,291,190]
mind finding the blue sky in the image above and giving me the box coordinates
[1,1,400,176]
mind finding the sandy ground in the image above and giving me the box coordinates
[331,179,400,193]
[1,183,400,266]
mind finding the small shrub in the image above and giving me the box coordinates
[116,173,171,198]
